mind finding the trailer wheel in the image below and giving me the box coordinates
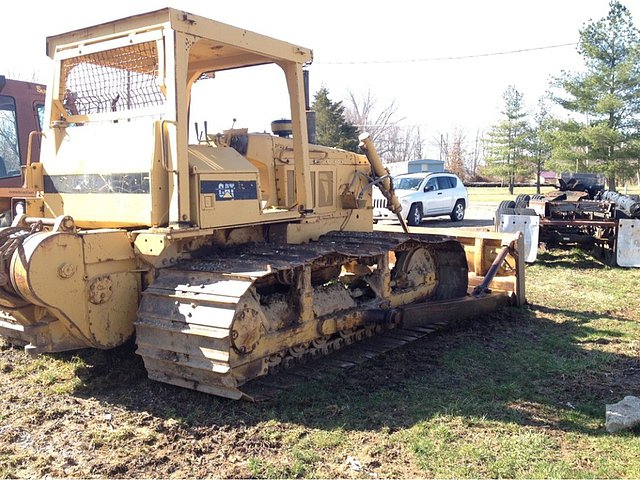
[494,200,516,231]
[496,200,516,211]
[515,194,530,208]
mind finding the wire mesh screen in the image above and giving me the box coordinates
[60,41,166,116]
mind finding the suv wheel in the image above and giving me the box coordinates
[407,203,423,226]
[450,200,465,221]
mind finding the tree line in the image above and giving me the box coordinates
[311,1,640,192]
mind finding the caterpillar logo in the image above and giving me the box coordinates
[217,182,236,199]
[201,180,258,201]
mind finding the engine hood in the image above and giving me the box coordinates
[372,187,417,200]
[394,189,418,197]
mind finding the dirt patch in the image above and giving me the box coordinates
[1,250,639,477]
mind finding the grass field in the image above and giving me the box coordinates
[1,247,639,478]
[467,186,555,204]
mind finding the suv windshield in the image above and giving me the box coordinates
[394,177,423,190]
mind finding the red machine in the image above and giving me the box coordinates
[0,76,46,223]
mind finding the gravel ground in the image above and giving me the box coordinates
[374,202,497,230]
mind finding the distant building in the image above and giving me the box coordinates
[538,171,557,185]
[384,159,445,176]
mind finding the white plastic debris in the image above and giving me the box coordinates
[605,396,640,433]
[346,455,362,471]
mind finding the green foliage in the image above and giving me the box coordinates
[312,87,360,152]
[553,1,640,187]
[529,98,555,192]
[546,118,590,172]
[483,86,531,193]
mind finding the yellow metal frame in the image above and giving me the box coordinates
[43,8,315,227]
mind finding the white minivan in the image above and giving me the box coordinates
[372,172,468,226]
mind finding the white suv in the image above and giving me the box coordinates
[372,172,468,226]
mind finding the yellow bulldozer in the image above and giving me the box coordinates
[0,9,525,400]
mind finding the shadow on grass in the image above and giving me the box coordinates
[258,309,638,435]
[535,248,609,270]
[59,301,638,437]
[531,304,633,329]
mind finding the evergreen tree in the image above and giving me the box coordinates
[529,97,554,194]
[554,1,640,190]
[312,87,359,152]
[484,86,530,194]
[546,118,591,174]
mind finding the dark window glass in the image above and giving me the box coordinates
[0,94,20,178]
[395,177,422,190]
[36,103,45,130]
[437,176,454,189]
[425,178,438,191]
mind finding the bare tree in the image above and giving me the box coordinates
[0,111,20,173]
[345,90,423,163]
[469,129,484,179]
[346,90,397,142]
[3,70,44,84]
[384,124,424,162]
[431,128,478,181]
[437,129,467,180]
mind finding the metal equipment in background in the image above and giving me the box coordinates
[495,178,640,267]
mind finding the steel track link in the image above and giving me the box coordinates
[135,231,469,400]
[240,324,449,401]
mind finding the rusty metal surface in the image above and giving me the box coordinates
[134,230,471,400]
[399,293,510,329]
[242,291,508,401]
[527,190,638,267]
[540,218,617,227]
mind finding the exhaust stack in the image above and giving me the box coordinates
[358,132,409,233]
[303,70,316,144]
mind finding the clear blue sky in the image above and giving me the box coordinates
[2,0,637,156]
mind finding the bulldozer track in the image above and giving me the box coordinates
[135,231,469,400]
[240,323,449,401]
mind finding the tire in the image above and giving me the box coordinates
[494,200,516,231]
[407,203,423,226]
[450,200,465,222]
[514,194,530,208]
[497,200,516,211]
